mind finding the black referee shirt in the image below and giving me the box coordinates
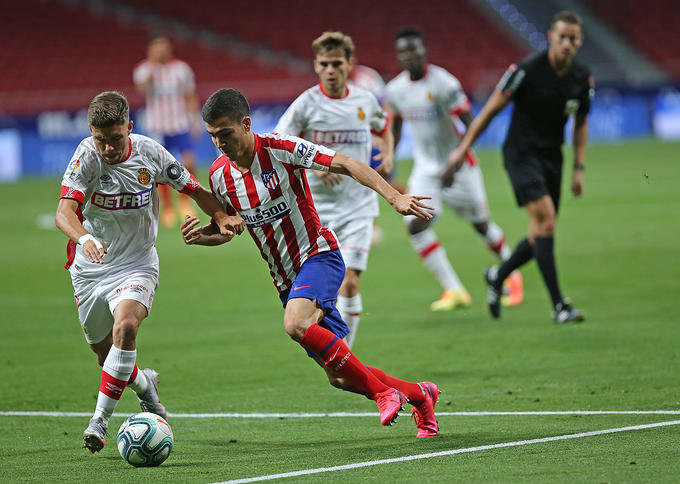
[497,50,594,152]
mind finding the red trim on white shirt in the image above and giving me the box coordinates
[60,185,85,204]
[449,98,471,117]
[319,83,350,99]
[371,113,390,136]
[121,138,133,163]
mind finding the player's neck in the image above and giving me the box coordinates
[548,51,572,76]
[409,66,427,81]
[231,133,256,172]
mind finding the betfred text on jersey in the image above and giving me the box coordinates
[91,188,153,210]
[313,130,368,145]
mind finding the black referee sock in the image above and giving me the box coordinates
[533,236,563,306]
[496,238,534,286]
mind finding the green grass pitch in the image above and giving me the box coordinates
[1,139,679,482]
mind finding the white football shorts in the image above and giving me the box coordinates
[326,216,373,272]
[404,162,490,225]
[70,269,158,344]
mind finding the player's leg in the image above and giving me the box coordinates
[450,164,523,307]
[406,175,468,311]
[157,134,176,228]
[283,251,404,426]
[335,218,372,349]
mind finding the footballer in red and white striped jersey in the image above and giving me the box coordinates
[133,58,196,136]
[60,133,200,276]
[208,132,339,292]
[274,83,388,224]
[386,64,473,178]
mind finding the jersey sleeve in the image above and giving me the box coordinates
[385,84,401,116]
[267,133,336,172]
[578,73,595,116]
[368,94,389,135]
[440,70,471,116]
[60,140,95,204]
[132,61,150,85]
[274,95,307,136]
[181,62,196,94]
[496,62,527,97]
[151,139,200,194]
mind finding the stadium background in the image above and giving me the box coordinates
[1,0,679,180]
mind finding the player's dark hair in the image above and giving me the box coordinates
[202,88,251,124]
[395,27,423,41]
[551,10,583,28]
[312,31,354,60]
[88,91,129,128]
[148,31,170,43]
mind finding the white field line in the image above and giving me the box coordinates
[212,419,680,484]
[1,410,680,418]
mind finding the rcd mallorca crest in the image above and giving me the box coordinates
[137,168,151,185]
[261,169,280,191]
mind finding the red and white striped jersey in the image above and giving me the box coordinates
[133,58,196,135]
[386,64,475,177]
[209,133,339,292]
[60,134,200,274]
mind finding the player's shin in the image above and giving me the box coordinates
[93,346,136,420]
[482,221,511,261]
[300,324,389,398]
[410,229,463,291]
[336,294,362,349]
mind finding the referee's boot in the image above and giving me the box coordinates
[553,299,585,324]
[484,266,503,318]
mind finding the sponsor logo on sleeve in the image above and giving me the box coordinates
[261,169,281,191]
[67,159,80,177]
[91,188,153,210]
[297,142,316,167]
[137,168,151,185]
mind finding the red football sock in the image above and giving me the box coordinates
[300,324,390,398]
[367,366,425,405]
[127,364,139,384]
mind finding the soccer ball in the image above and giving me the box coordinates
[117,412,173,467]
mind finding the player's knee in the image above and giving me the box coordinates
[407,217,430,235]
[112,316,140,346]
[282,316,309,342]
[341,271,360,295]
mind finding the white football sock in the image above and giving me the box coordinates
[126,365,149,394]
[337,294,362,349]
[483,221,511,261]
[93,346,136,421]
[410,229,463,291]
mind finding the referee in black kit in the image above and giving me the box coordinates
[443,10,594,323]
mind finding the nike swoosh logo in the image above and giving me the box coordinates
[327,346,341,362]
[293,285,310,291]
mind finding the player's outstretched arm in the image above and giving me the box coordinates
[442,88,511,186]
[329,153,433,220]
[189,186,245,237]
[180,216,236,246]
[55,198,107,263]
[372,125,395,177]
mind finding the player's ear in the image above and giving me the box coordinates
[242,116,252,132]
[127,121,134,134]
[349,56,356,70]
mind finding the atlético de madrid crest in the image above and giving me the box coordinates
[261,169,280,191]
[137,168,151,185]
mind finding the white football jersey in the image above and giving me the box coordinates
[133,58,196,135]
[275,84,388,224]
[60,133,199,276]
[349,65,387,104]
[386,64,472,177]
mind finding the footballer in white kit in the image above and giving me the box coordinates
[387,28,522,311]
[274,32,394,348]
[56,91,232,454]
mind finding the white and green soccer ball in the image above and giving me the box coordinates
[117,412,173,467]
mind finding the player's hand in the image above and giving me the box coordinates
[315,170,343,187]
[372,150,394,177]
[572,170,584,197]
[442,147,466,187]
[214,212,245,236]
[391,194,434,220]
[181,216,204,244]
[82,239,107,264]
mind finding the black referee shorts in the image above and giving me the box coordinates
[502,145,563,211]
